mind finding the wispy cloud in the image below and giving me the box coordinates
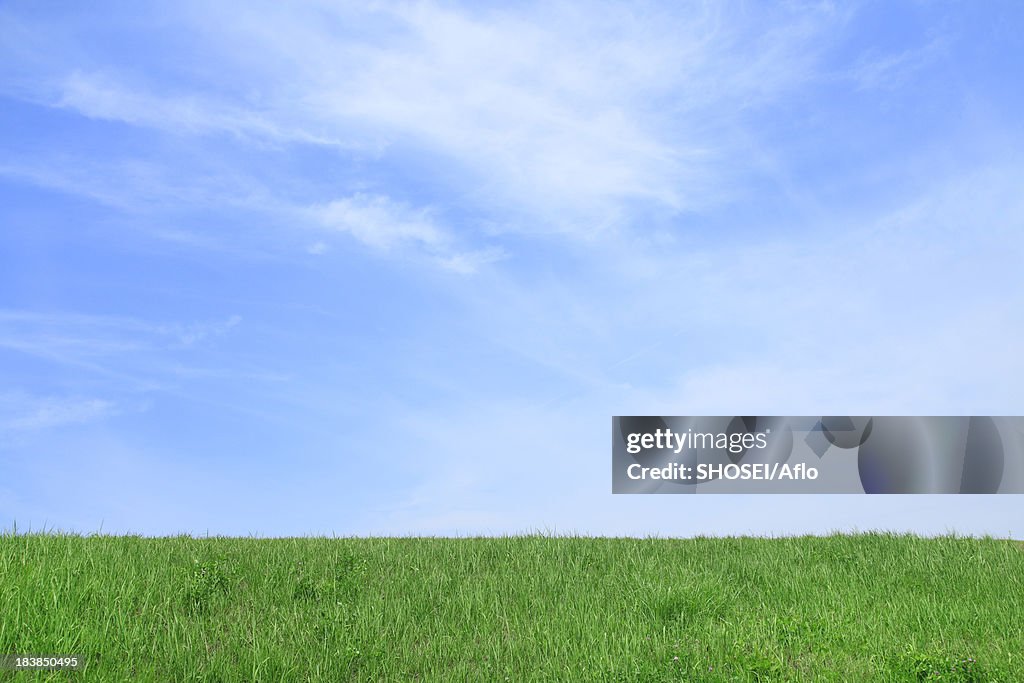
[312,194,447,251]
[172,315,242,348]
[309,193,503,273]
[846,37,948,91]
[0,309,304,437]
[441,157,1024,416]
[55,70,357,149]
[0,155,274,217]
[0,392,116,433]
[2,1,850,244]
[0,310,247,395]
[0,310,244,355]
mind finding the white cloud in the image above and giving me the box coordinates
[5,2,849,240]
[0,393,116,432]
[433,248,506,275]
[312,193,446,251]
[440,158,1024,418]
[56,70,354,149]
[0,310,244,355]
[0,155,275,219]
[846,37,948,91]
[310,193,503,273]
[0,310,248,399]
[169,314,243,348]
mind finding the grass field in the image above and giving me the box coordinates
[1,532,1022,681]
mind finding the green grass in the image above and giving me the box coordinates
[1,532,1022,681]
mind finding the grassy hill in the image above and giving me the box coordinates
[1,532,1021,681]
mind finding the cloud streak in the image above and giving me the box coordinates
[310,193,503,273]
[3,1,851,244]
[0,393,116,433]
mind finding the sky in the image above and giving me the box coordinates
[1,0,1023,537]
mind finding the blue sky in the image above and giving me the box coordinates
[2,1,1023,537]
